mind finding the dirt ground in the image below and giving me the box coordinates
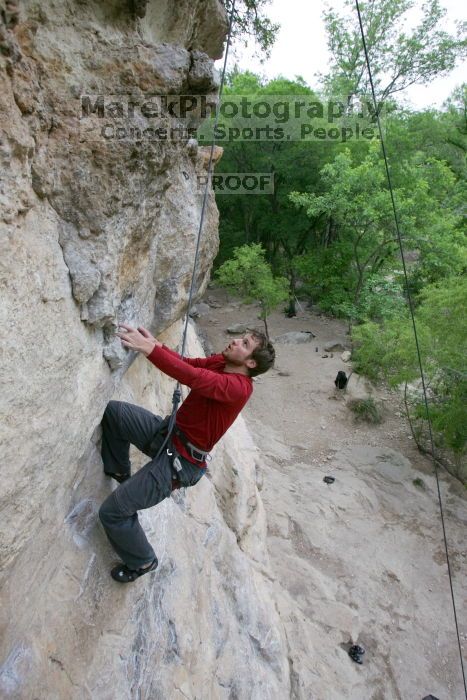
[197,287,467,700]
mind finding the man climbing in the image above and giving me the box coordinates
[99,323,275,583]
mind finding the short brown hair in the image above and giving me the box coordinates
[248,329,275,377]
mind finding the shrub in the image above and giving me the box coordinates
[348,397,383,424]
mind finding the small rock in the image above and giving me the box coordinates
[188,50,220,92]
[341,350,351,362]
[186,138,198,158]
[227,323,248,334]
[324,341,348,352]
[103,340,126,370]
[189,302,210,319]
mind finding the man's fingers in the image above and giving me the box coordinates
[137,326,150,337]
[118,323,136,332]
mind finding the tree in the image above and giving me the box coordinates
[352,277,467,478]
[215,244,288,336]
[290,144,465,320]
[223,0,279,57]
[213,72,337,313]
[321,0,466,109]
[383,85,467,181]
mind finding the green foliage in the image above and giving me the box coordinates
[223,1,279,57]
[215,71,465,328]
[214,72,330,309]
[291,144,465,320]
[357,273,406,321]
[322,0,466,104]
[385,90,467,181]
[416,275,467,372]
[294,244,357,317]
[415,278,467,456]
[348,397,383,424]
[352,316,419,383]
[353,277,467,456]
[215,244,289,334]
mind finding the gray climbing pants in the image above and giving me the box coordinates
[99,400,205,570]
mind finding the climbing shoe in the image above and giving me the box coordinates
[111,557,158,583]
[105,471,131,484]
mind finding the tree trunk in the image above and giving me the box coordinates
[286,271,297,316]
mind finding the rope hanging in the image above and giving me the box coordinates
[156,0,237,454]
[354,1,466,694]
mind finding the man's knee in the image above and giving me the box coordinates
[101,401,124,438]
[103,400,121,422]
[99,492,125,526]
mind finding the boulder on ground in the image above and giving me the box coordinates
[341,350,352,362]
[189,302,211,319]
[227,323,248,334]
[274,331,315,344]
[324,340,348,352]
[344,372,374,401]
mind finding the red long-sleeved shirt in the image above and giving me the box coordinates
[146,344,253,466]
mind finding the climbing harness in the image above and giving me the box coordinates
[173,425,211,463]
[355,1,466,694]
[151,0,237,465]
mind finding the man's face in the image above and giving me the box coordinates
[222,333,260,368]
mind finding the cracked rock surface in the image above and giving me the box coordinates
[0,3,292,698]
[0,324,289,699]
[0,0,224,568]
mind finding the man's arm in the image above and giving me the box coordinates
[146,344,249,402]
[116,324,235,399]
[160,344,223,369]
[116,324,158,356]
[118,323,223,368]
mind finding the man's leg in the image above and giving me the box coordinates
[98,454,172,578]
[101,400,162,480]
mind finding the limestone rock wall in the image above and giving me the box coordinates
[0,324,289,699]
[0,2,290,697]
[0,0,222,567]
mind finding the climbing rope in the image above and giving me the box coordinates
[354,1,466,694]
[156,0,237,453]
